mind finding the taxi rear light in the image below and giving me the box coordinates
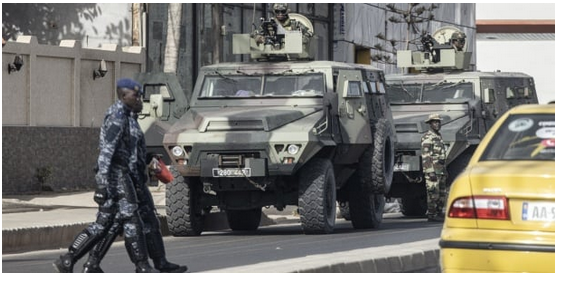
[449,196,509,220]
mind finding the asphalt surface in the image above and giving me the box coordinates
[2,188,440,272]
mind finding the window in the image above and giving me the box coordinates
[480,113,555,161]
[346,81,362,97]
[143,84,173,101]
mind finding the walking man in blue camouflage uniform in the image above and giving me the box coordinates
[81,79,187,273]
[421,113,447,222]
[54,78,185,273]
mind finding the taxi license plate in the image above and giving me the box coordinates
[212,168,251,178]
[522,202,555,221]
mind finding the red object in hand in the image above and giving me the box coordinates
[155,159,174,183]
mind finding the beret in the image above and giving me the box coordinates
[117,78,143,93]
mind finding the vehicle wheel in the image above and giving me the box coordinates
[226,208,262,231]
[360,118,395,194]
[298,158,336,234]
[166,167,204,236]
[347,172,385,229]
[400,194,427,217]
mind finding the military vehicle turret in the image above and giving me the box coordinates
[161,14,396,235]
[386,26,539,216]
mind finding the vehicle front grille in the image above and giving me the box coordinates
[218,153,260,167]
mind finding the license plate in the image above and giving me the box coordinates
[212,168,251,178]
[394,162,410,172]
[522,202,555,221]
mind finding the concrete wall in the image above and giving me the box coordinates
[2,36,145,194]
[2,127,99,194]
[2,3,134,48]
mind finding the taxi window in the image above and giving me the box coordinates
[480,113,555,161]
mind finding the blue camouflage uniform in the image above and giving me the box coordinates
[421,128,447,218]
[82,97,186,273]
[53,98,153,273]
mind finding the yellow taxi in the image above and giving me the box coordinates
[439,104,555,273]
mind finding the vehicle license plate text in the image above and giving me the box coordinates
[212,168,251,178]
[522,202,555,221]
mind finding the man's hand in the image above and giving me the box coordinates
[93,188,107,205]
[428,172,438,182]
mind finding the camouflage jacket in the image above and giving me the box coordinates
[421,129,446,175]
[95,100,147,192]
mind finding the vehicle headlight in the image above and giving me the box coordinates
[287,144,300,155]
[171,146,184,157]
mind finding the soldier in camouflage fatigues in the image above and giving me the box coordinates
[54,78,158,273]
[421,113,447,222]
[252,3,313,46]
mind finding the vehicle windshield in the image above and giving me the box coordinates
[480,113,555,161]
[199,73,324,98]
[387,81,473,104]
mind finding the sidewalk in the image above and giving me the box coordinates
[1,187,295,254]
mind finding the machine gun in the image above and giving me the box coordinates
[397,26,471,71]
[419,32,453,63]
[256,18,285,50]
[233,13,316,61]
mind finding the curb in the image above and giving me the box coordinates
[203,238,441,273]
[2,212,275,254]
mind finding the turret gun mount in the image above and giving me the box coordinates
[232,13,315,61]
[397,26,471,72]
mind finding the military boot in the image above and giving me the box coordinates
[53,253,74,273]
[135,260,159,273]
[53,229,101,273]
[154,258,188,273]
[82,260,104,273]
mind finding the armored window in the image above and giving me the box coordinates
[482,88,495,104]
[506,87,515,99]
[143,84,173,101]
[346,81,362,97]
[200,76,262,97]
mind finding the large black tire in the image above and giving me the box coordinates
[166,167,204,236]
[360,118,395,195]
[226,208,262,231]
[347,170,385,229]
[298,158,336,234]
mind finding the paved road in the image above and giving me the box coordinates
[2,215,441,273]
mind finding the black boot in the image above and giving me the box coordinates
[154,258,188,273]
[53,253,74,273]
[82,221,121,273]
[135,260,159,273]
[82,260,104,273]
[53,229,101,273]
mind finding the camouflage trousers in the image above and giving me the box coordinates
[424,174,447,217]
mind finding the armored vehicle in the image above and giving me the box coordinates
[162,15,396,235]
[134,72,190,166]
[385,27,539,216]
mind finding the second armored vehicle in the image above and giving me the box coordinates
[386,27,539,216]
[162,15,396,235]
